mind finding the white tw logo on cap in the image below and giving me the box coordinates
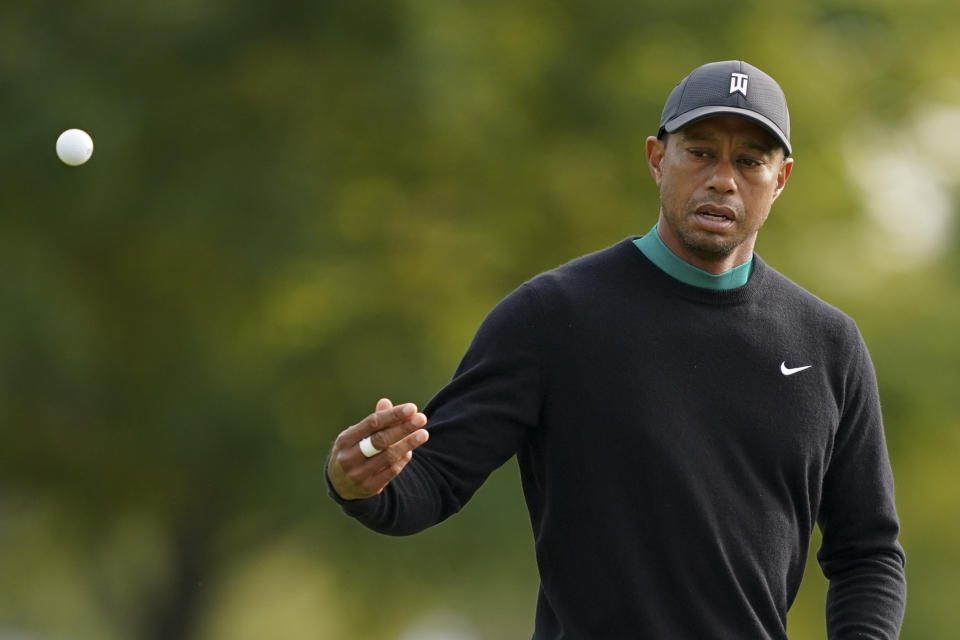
[730,72,749,96]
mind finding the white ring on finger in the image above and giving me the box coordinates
[359,436,382,458]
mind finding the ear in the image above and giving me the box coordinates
[646,136,666,187]
[772,156,793,201]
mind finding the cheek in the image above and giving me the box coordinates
[659,180,683,213]
[659,170,693,209]
[744,176,781,210]
[743,190,776,227]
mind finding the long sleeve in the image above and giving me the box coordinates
[327,241,907,637]
[817,328,906,638]
[327,283,543,535]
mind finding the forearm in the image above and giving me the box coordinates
[824,548,906,639]
[819,330,906,638]
[325,283,542,535]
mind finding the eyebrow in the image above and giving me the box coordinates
[678,131,779,155]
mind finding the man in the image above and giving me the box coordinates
[326,61,906,638]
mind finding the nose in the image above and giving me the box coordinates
[706,159,737,194]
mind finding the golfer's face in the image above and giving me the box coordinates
[653,115,791,265]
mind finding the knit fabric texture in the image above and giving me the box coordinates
[328,238,906,639]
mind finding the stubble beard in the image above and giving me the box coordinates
[676,222,742,259]
[662,201,747,260]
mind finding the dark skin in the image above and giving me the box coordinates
[647,115,793,274]
[328,114,794,501]
[327,398,429,501]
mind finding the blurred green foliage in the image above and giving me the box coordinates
[2,1,959,638]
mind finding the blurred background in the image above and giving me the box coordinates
[2,1,958,638]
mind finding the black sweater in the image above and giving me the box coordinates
[330,238,906,639]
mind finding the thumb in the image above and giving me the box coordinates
[376,397,393,412]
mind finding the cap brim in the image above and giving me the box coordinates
[662,106,791,156]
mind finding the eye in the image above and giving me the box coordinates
[738,157,764,167]
[688,148,712,159]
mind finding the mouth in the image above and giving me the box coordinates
[694,203,736,220]
[693,203,737,230]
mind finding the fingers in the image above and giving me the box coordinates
[365,408,427,452]
[332,425,430,499]
[364,427,430,478]
[340,401,427,451]
[349,417,429,469]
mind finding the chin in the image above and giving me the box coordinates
[679,233,740,259]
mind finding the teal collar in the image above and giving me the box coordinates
[633,223,753,290]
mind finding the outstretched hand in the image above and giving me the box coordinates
[326,398,429,501]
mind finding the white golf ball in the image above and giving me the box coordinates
[56,128,94,166]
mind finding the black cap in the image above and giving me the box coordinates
[658,60,791,156]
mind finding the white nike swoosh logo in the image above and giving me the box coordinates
[780,361,812,376]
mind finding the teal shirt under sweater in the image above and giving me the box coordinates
[634,223,752,290]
